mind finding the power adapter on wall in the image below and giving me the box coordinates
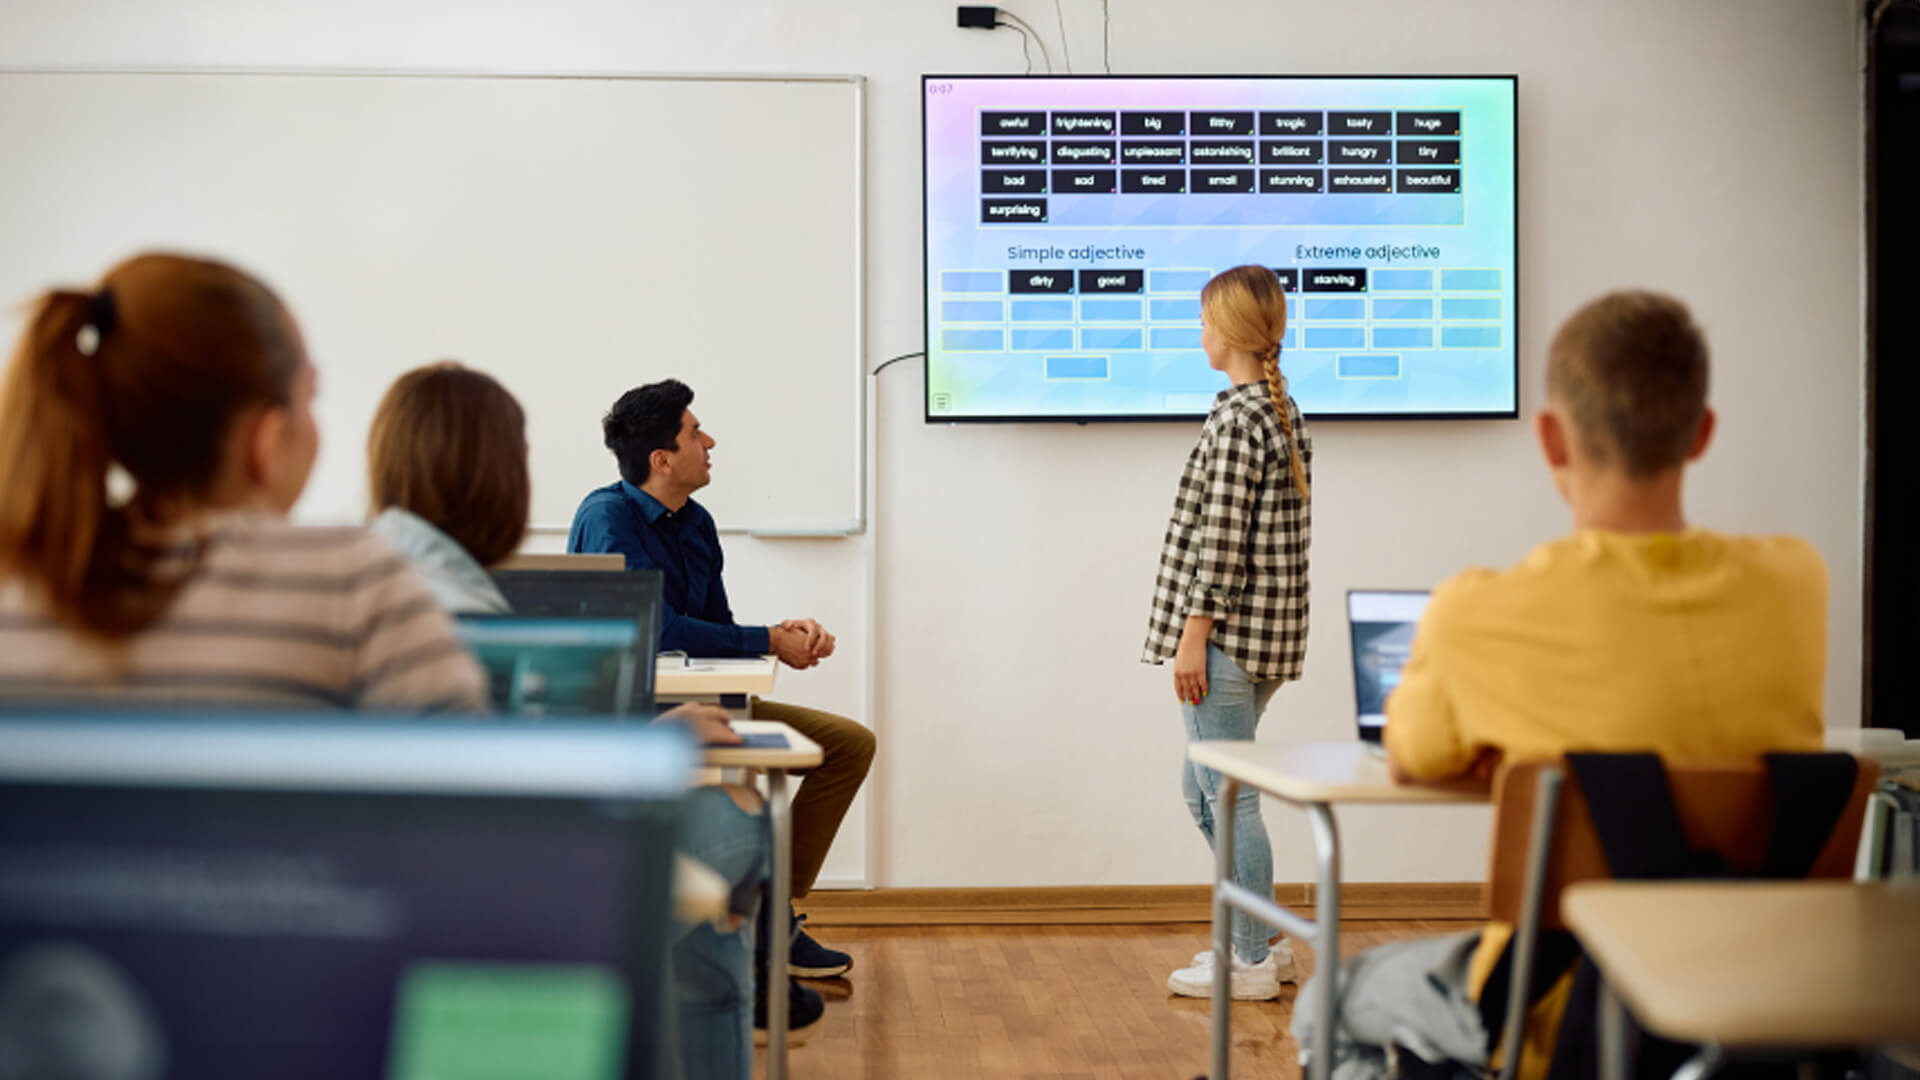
[957,5,999,29]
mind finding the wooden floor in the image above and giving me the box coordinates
[755,919,1473,1080]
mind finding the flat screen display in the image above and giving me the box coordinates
[922,75,1518,421]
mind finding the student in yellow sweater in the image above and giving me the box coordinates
[1293,290,1826,1079]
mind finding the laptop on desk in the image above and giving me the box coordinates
[487,569,665,713]
[1346,589,1431,749]
[0,714,692,1079]
[456,615,648,717]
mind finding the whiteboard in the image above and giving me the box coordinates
[0,71,865,534]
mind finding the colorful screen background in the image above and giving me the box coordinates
[923,76,1517,420]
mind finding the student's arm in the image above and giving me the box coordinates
[1382,593,1478,783]
[573,502,770,658]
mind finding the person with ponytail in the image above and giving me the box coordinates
[0,252,486,710]
[1143,264,1312,1000]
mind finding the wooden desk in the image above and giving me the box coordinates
[703,718,821,1080]
[656,656,778,719]
[1565,881,1920,1078]
[1825,728,1920,770]
[1186,741,1487,1080]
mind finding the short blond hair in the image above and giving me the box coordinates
[1546,290,1709,477]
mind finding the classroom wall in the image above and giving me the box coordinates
[0,0,1864,888]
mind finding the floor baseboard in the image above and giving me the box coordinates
[797,882,1482,926]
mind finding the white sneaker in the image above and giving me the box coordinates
[1167,941,1299,1000]
[1184,939,1300,977]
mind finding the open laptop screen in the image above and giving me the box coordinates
[456,616,642,717]
[491,570,664,713]
[0,718,689,1079]
[1346,590,1431,742]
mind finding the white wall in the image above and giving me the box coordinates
[0,0,1864,888]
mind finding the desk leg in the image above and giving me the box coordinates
[1307,803,1340,1080]
[1209,778,1238,1080]
[1598,978,1628,1080]
[767,768,791,1080]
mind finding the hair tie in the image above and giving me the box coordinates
[75,288,117,357]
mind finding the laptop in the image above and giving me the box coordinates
[1346,589,1432,745]
[0,713,693,1079]
[491,569,665,709]
[456,615,646,716]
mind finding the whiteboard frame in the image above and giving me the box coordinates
[0,66,868,538]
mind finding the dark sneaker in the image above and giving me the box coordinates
[753,977,825,1047]
[789,912,852,978]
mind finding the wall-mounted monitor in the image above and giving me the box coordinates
[922,75,1518,421]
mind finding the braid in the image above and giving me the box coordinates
[1262,347,1310,500]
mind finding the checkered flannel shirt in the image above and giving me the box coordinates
[1143,383,1312,682]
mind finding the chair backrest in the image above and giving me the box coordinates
[1486,756,1880,929]
[496,552,625,572]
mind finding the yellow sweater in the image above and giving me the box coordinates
[1385,528,1827,1078]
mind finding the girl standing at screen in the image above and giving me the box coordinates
[1143,264,1312,1000]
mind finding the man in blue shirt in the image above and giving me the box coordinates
[569,379,874,993]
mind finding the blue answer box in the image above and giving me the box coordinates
[1442,326,1503,348]
[1441,298,1502,320]
[941,270,1004,293]
[1045,355,1109,380]
[1303,297,1365,321]
[1011,300,1074,322]
[1439,269,1501,292]
[1081,328,1143,350]
[1373,298,1433,320]
[1305,327,1367,349]
[1081,299,1142,321]
[1372,269,1433,291]
[942,329,1003,351]
[1372,327,1432,349]
[942,300,1003,322]
[1012,328,1075,351]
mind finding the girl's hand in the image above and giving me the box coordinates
[1173,633,1209,706]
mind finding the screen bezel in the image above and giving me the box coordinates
[920,73,1520,425]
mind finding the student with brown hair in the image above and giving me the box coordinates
[1292,291,1827,1079]
[1143,264,1313,1000]
[367,361,529,614]
[0,252,486,710]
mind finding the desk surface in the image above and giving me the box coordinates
[1565,881,1920,1048]
[656,655,779,697]
[700,719,822,770]
[1187,740,1489,805]
[1825,728,1920,767]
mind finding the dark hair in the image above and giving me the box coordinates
[0,252,304,637]
[603,379,694,486]
[1546,290,1711,477]
[368,362,530,567]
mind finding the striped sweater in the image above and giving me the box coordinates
[0,511,488,711]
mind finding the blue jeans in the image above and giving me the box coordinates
[1181,644,1283,964]
[664,786,769,1080]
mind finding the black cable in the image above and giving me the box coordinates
[1102,0,1112,73]
[999,11,1054,73]
[870,351,925,375]
[997,20,1035,76]
[1054,0,1074,73]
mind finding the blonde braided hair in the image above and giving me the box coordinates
[1200,265,1310,499]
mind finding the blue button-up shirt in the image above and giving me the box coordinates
[567,481,771,658]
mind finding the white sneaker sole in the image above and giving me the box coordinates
[1167,972,1281,1000]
